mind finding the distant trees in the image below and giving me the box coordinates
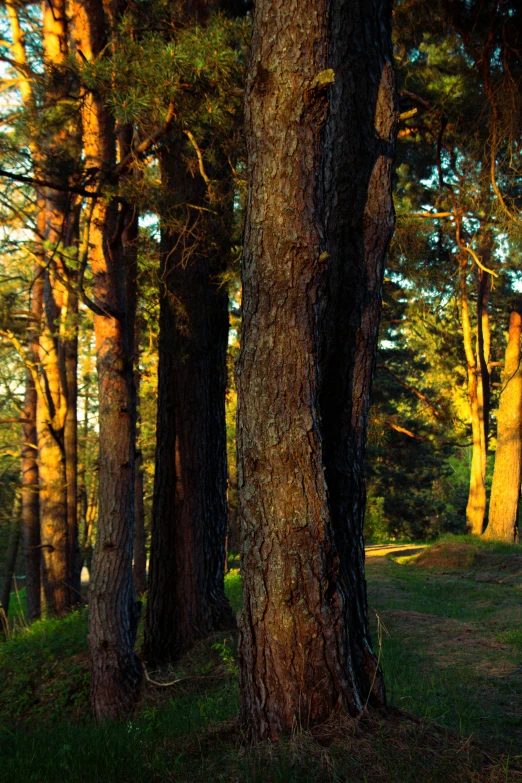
[368,0,522,541]
[236,0,396,739]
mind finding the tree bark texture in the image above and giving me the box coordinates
[461,268,487,535]
[73,0,142,720]
[237,0,397,740]
[144,142,234,666]
[484,308,522,542]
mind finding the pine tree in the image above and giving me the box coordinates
[237,0,396,740]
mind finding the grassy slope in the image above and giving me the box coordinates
[0,547,521,782]
[369,538,522,750]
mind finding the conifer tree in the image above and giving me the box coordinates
[237,0,396,740]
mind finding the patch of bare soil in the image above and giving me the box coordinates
[414,543,478,570]
[413,544,522,584]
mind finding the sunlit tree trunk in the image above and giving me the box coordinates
[237,0,396,741]
[36,0,80,613]
[461,265,487,535]
[72,0,142,720]
[484,307,522,542]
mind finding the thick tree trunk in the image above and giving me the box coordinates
[461,269,487,535]
[237,0,396,741]
[484,307,522,542]
[73,0,142,720]
[144,143,234,665]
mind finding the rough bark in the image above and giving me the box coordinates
[144,142,234,665]
[484,307,522,542]
[237,0,396,740]
[73,0,142,720]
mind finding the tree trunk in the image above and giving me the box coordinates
[22,253,44,622]
[73,0,142,720]
[133,346,147,595]
[64,298,81,601]
[484,307,522,542]
[237,0,396,741]
[37,0,80,614]
[118,125,147,596]
[144,141,234,665]
[7,0,43,623]
[1,497,21,625]
[461,266,487,535]
[476,269,491,475]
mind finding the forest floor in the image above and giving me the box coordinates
[0,535,521,782]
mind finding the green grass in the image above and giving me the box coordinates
[437,532,522,555]
[367,553,522,751]
[0,543,520,782]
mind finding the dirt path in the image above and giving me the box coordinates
[365,543,427,558]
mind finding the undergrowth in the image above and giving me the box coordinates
[0,544,521,782]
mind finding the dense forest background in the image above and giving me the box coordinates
[0,0,520,584]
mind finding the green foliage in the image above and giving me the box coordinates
[0,609,89,725]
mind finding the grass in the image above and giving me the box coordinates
[437,532,522,556]
[368,542,522,752]
[0,542,521,782]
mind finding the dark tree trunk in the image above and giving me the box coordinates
[1,497,21,625]
[484,306,522,542]
[118,124,147,596]
[133,355,147,595]
[144,141,234,666]
[22,254,44,622]
[73,0,142,720]
[237,0,397,740]
[65,292,81,602]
